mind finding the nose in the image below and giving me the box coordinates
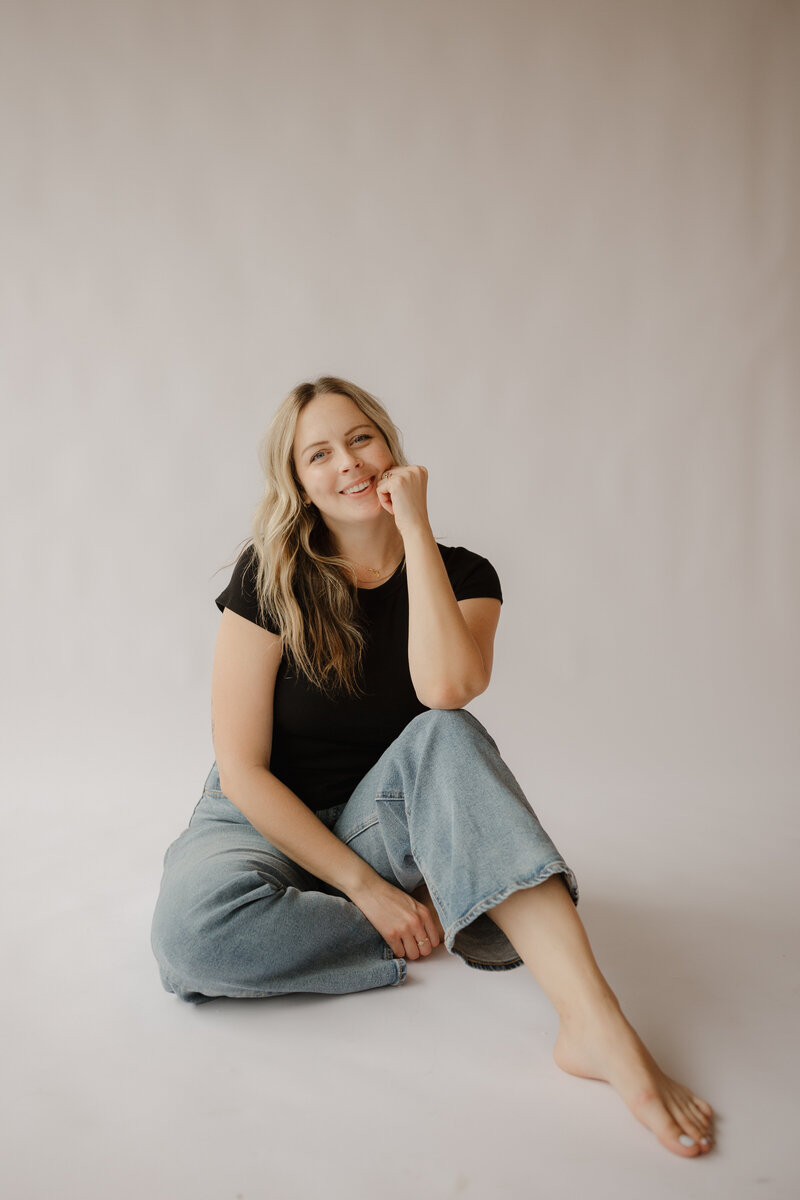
[338,447,363,472]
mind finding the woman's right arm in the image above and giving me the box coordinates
[211,608,442,959]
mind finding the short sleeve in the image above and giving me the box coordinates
[438,544,503,604]
[215,544,281,634]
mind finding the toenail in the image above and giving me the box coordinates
[700,1137,710,1146]
[678,1135,696,1147]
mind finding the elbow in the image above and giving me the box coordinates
[217,759,270,798]
[417,670,490,711]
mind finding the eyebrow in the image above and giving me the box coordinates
[301,423,374,458]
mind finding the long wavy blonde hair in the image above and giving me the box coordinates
[227,376,408,697]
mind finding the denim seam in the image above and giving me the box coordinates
[415,863,521,969]
[365,792,527,963]
[412,849,445,920]
[378,800,520,972]
[161,954,404,1001]
[398,854,524,970]
[341,815,381,843]
[383,944,407,985]
[446,859,580,951]
[373,792,428,898]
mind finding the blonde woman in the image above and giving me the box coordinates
[151,377,714,1158]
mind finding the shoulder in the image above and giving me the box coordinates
[214,543,280,634]
[435,542,503,603]
[215,543,257,609]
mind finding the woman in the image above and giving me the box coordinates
[151,376,714,1158]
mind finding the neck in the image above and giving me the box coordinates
[330,516,405,576]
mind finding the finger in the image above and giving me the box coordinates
[404,907,432,959]
[419,905,441,949]
[409,913,434,957]
[411,883,445,943]
[411,908,434,952]
[376,480,393,508]
[413,933,432,957]
[401,931,421,960]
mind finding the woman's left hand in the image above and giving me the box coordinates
[376,464,431,538]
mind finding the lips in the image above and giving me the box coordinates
[340,475,375,496]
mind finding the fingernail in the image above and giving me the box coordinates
[678,1135,696,1147]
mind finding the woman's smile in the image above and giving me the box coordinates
[340,475,376,497]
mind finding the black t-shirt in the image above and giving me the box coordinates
[214,542,503,812]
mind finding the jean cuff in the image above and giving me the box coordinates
[445,859,580,971]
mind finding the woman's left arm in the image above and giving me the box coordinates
[377,466,502,710]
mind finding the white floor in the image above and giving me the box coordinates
[2,703,798,1200]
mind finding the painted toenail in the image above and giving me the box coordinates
[678,1134,696,1147]
[700,1137,710,1146]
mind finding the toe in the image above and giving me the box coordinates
[666,1098,712,1155]
[664,1129,701,1157]
[677,1112,708,1146]
[688,1099,712,1132]
[639,1098,702,1157]
[670,1086,713,1143]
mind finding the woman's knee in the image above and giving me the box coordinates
[150,889,210,992]
[410,707,469,731]
[151,867,285,998]
[409,706,496,748]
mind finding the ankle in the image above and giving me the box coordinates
[556,983,623,1029]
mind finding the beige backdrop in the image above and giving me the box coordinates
[1,2,798,1198]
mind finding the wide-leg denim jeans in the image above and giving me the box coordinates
[151,709,579,1004]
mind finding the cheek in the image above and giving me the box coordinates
[294,466,314,497]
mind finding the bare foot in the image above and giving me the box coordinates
[553,999,715,1158]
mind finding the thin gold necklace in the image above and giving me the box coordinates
[352,550,405,582]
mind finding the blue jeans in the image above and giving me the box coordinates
[151,709,579,1004]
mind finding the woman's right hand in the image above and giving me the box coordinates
[349,875,443,960]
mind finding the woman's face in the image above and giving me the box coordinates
[292,393,395,533]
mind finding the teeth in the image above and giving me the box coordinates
[342,479,371,495]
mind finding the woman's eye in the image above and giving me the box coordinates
[310,434,370,463]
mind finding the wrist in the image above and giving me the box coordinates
[339,857,383,901]
[399,520,435,547]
